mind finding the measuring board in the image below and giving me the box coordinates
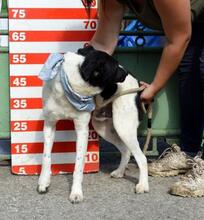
[9,0,99,175]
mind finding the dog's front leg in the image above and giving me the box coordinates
[37,120,56,194]
[69,117,90,203]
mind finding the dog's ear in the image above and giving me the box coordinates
[77,45,95,56]
[118,65,128,76]
[114,65,128,83]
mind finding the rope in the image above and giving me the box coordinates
[95,85,146,110]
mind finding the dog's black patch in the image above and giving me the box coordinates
[78,45,95,56]
[78,46,128,92]
[101,83,118,100]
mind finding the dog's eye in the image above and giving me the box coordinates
[93,71,100,77]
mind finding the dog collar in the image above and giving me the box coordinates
[39,53,95,112]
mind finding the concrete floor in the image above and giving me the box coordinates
[1,161,204,220]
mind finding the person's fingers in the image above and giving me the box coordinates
[140,81,150,87]
[140,87,154,104]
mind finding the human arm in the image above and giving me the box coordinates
[140,0,192,103]
[90,0,125,54]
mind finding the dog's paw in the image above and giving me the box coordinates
[37,185,49,194]
[110,169,124,178]
[69,192,84,204]
[135,183,149,194]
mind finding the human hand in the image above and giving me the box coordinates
[140,82,158,103]
[140,81,150,88]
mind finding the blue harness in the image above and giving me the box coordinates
[39,53,95,112]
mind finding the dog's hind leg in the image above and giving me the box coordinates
[37,120,56,194]
[92,117,130,178]
[112,110,149,194]
[69,116,90,204]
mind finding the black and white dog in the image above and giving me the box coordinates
[37,46,149,203]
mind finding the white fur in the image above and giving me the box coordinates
[93,75,149,193]
[37,52,149,203]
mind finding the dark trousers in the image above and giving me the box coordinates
[178,23,204,154]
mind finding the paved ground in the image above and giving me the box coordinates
[1,159,204,220]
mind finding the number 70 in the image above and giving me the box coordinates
[83,20,97,29]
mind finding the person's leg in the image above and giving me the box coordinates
[148,24,204,177]
[178,24,204,155]
[199,30,204,156]
[169,26,204,197]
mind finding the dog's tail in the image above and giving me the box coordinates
[135,92,144,121]
[135,91,153,154]
[142,103,152,154]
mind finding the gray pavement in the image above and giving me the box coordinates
[1,161,204,220]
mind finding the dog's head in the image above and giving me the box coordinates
[78,46,128,89]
